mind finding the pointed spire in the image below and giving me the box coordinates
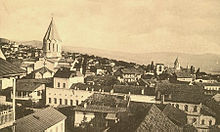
[0,48,6,60]
[43,17,62,42]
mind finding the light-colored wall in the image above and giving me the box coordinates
[45,119,65,132]
[14,84,45,102]
[54,76,84,89]
[204,86,220,91]
[69,76,84,85]
[177,77,193,82]
[74,111,95,127]
[54,77,69,88]
[165,101,201,115]
[46,87,93,107]
[0,77,14,90]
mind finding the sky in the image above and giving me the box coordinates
[0,0,220,54]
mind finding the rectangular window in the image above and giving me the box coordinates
[37,91,41,96]
[53,44,55,51]
[65,99,68,105]
[60,99,62,105]
[57,44,59,52]
[48,43,50,51]
[54,98,57,104]
[58,82,60,87]
[49,98,51,103]
[18,91,21,96]
[70,100,73,106]
[63,83,66,88]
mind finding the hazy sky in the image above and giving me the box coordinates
[0,0,220,54]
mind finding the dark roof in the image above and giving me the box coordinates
[54,67,83,78]
[175,71,193,78]
[0,58,26,78]
[32,67,53,75]
[200,105,216,117]
[156,82,210,104]
[16,81,44,91]
[162,104,187,126]
[15,107,66,132]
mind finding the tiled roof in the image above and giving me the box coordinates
[162,104,187,126]
[16,80,43,91]
[201,105,216,117]
[175,71,193,78]
[156,82,210,104]
[15,107,66,132]
[0,58,26,78]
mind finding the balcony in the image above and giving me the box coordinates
[0,104,14,130]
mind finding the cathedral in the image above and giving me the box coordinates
[21,18,76,78]
[42,17,62,59]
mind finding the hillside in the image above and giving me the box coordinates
[17,40,220,74]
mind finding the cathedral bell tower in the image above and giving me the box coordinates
[43,17,62,59]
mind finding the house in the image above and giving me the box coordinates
[114,68,142,84]
[73,93,128,127]
[46,87,93,107]
[53,67,84,89]
[109,103,191,132]
[0,49,26,130]
[27,67,54,79]
[13,80,45,103]
[156,82,217,131]
[15,107,66,132]
[174,71,194,82]
[155,63,165,75]
[202,83,220,95]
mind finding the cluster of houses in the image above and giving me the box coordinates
[0,18,220,132]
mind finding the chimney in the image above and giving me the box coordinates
[161,95,165,104]
[110,89,114,94]
[84,103,87,108]
[141,89,144,95]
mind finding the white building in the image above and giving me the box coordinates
[53,67,84,89]
[46,87,93,107]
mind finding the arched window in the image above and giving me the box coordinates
[201,119,205,125]
[54,98,57,104]
[209,120,212,126]
[184,105,188,111]
[48,43,50,50]
[193,106,198,112]
[60,99,62,105]
[176,104,179,109]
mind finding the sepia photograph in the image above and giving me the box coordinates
[0,0,220,131]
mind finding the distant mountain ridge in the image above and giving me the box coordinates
[3,39,220,74]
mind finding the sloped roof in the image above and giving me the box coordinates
[0,48,6,60]
[156,82,210,104]
[32,67,53,75]
[15,107,66,132]
[54,67,83,78]
[175,71,193,78]
[16,81,43,91]
[162,104,187,126]
[43,18,62,42]
[0,58,26,78]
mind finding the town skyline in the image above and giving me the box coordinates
[1,0,220,54]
